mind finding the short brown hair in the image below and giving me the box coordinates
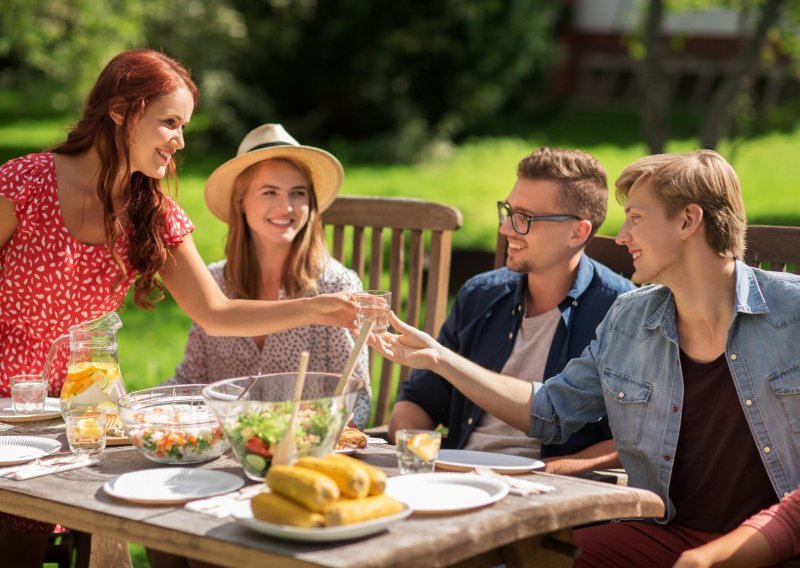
[615,150,746,259]
[517,147,608,241]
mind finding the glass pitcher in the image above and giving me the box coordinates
[42,312,127,436]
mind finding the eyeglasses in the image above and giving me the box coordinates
[497,201,581,236]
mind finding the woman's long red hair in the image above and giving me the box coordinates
[51,49,199,308]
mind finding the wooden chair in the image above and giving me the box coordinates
[494,233,634,277]
[322,196,463,427]
[743,225,800,273]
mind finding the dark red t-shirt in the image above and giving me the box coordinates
[669,350,778,534]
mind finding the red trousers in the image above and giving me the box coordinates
[574,521,719,567]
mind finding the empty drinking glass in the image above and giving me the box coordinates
[10,374,47,415]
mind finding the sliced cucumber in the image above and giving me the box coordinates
[244,453,267,472]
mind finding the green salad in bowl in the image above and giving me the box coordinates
[202,373,365,480]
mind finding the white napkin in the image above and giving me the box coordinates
[473,467,555,497]
[185,484,266,518]
[0,454,98,480]
[502,476,556,496]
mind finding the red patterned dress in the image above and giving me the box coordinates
[0,153,194,395]
[0,152,194,531]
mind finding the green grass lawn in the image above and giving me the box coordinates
[3,103,800,394]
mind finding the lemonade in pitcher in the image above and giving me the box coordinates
[61,361,126,436]
[43,312,128,437]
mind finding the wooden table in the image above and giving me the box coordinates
[0,420,663,568]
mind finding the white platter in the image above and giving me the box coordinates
[0,398,62,423]
[385,473,508,514]
[104,468,244,505]
[435,450,545,474]
[235,505,412,542]
[0,436,62,465]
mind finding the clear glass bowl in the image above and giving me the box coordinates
[202,373,365,481]
[118,385,229,464]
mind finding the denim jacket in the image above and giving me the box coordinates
[399,254,635,456]
[531,261,800,522]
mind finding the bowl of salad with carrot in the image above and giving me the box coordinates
[118,385,228,464]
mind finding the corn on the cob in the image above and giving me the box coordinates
[266,464,340,512]
[327,452,387,495]
[295,455,369,499]
[324,494,405,526]
[251,492,325,528]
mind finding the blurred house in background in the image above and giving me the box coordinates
[560,0,793,106]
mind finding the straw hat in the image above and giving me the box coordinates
[204,123,344,223]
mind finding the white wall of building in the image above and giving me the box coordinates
[573,0,743,37]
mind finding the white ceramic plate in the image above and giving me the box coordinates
[0,436,61,465]
[435,450,545,474]
[235,505,412,542]
[0,398,62,423]
[385,473,509,514]
[104,468,244,505]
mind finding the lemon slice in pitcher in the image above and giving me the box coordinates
[90,370,109,390]
[408,433,439,462]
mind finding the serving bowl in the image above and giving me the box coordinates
[202,373,365,481]
[118,385,228,464]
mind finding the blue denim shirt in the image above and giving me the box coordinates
[531,261,800,522]
[399,254,635,456]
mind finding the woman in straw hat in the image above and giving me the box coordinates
[164,124,371,428]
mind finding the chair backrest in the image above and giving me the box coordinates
[322,196,463,426]
[494,233,634,278]
[743,225,800,274]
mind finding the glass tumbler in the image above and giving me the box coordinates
[10,374,47,415]
[65,408,108,456]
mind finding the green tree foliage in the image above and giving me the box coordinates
[1,0,562,162]
[0,0,148,109]
[200,0,562,161]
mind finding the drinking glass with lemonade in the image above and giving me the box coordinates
[395,429,441,474]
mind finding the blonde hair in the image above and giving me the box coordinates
[516,147,608,241]
[615,150,746,259]
[223,158,328,299]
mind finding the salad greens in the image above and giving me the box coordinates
[225,400,345,479]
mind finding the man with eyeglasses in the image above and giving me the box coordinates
[388,147,634,475]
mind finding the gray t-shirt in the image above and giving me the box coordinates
[463,306,560,457]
